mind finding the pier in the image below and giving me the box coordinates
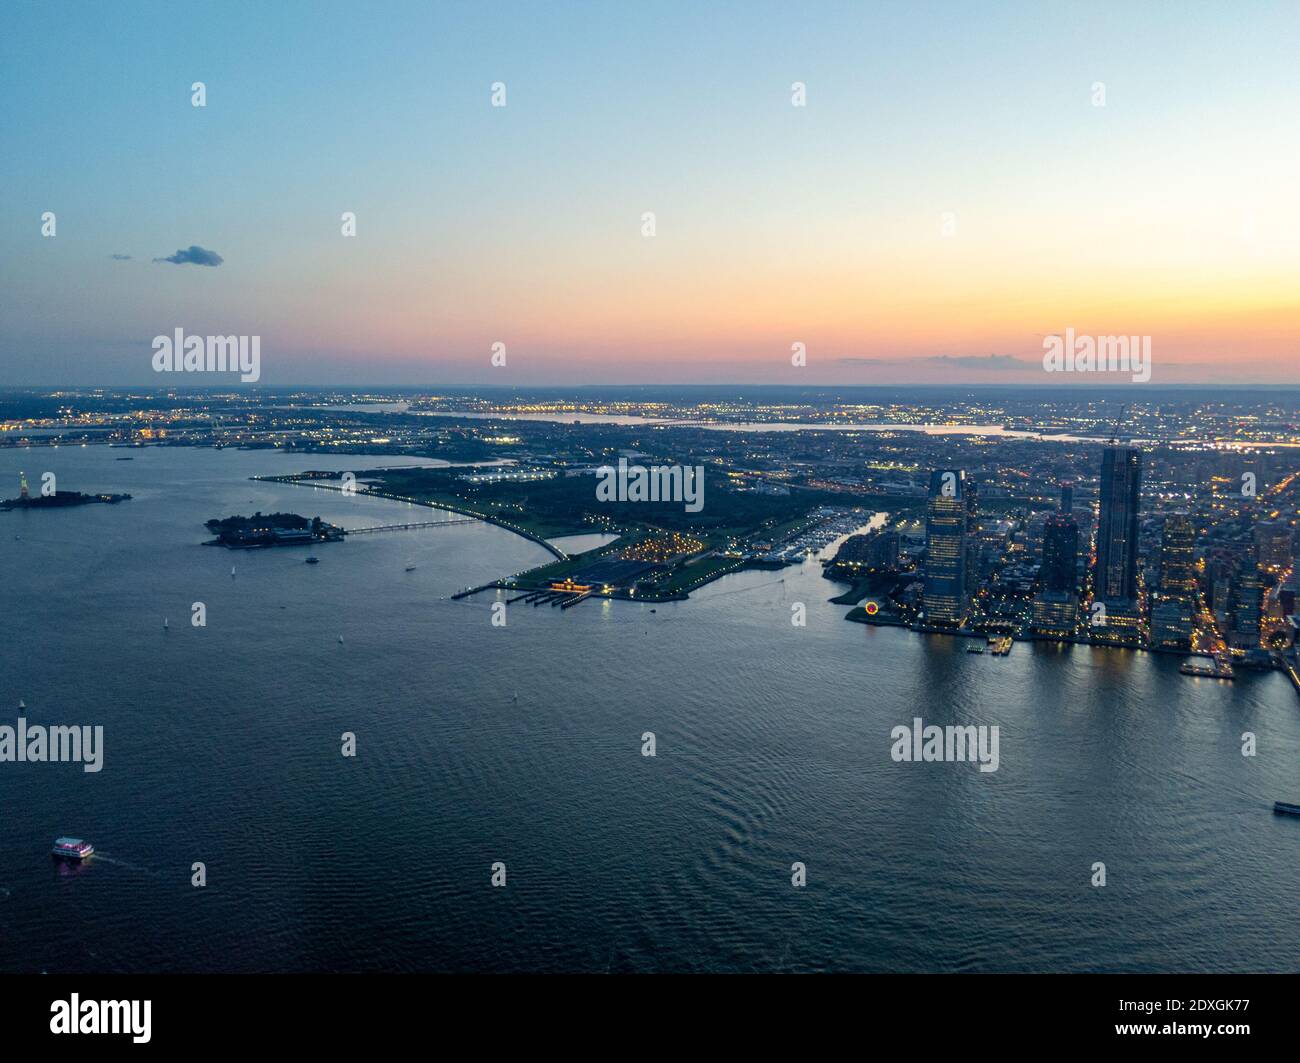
[346,518,478,535]
[255,475,568,560]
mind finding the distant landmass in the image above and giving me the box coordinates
[1,490,131,511]
[205,511,343,548]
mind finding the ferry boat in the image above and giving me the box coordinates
[1179,657,1234,680]
[52,837,93,860]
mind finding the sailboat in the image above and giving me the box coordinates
[18,699,26,710]
[163,618,169,630]
[337,635,344,644]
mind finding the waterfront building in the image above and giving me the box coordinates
[833,530,898,571]
[1094,597,1144,646]
[1095,447,1142,604]
[1228,549,1264,651]
[1150,598,1194,651]
[922,469,969,626]
[1031,589,1078,638]
[868,530,900,570]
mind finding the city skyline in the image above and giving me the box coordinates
[2,1,1298,387]
[5,0,1300,1037]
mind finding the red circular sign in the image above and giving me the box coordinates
[864,601,879,615]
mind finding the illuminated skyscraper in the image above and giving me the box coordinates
[1228,547,1264,651]
[923,469,968,626]
[1095,447,1142,604]
[1159,513,1196,598]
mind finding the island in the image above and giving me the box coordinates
[1,490,131,511]
[204,511,344,548]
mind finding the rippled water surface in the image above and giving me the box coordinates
[1,446,1298,972]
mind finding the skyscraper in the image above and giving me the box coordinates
[1095,447,1142,604]
[923,469,968,626]
[1040,513,1079,594]
[1228,547,1263,651]
[1159,513,1196,598]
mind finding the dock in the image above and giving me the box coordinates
[451,582,500,600]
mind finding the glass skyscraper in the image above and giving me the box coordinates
[1095,447,1142,604]
[923,469,968,626]
[1159,512,1196,598]
[1041,513,1079,594]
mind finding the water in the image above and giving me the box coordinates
[1,446,1297,972]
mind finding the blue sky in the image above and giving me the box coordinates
[2,1,1297,385]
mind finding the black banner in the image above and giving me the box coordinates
[0,974,1289,1050]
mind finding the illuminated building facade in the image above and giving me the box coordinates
[1095,447,1142,604]
[922,469,969,626]
[1159,513,1196,598]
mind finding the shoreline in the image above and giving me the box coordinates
[255,474,569,561]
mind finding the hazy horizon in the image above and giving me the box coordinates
[2,0,1297,387]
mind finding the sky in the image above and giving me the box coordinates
[1,0,1297,387]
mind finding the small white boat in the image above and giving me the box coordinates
[337,635,344,644]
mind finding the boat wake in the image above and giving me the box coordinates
[89,853,167,879]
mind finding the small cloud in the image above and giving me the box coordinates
[153,245,223,267]
[109,253,132,261]
[834,353,1036,370]
[926,353,1035,371]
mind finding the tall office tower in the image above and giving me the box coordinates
[1095,447,1142,604]
[1228,549,1264,651]
[965,478,980,582]
[1040,513,1079,593]
[1159,513,1196,598]
[923,469,968,626]
[1060,482,1074,513]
